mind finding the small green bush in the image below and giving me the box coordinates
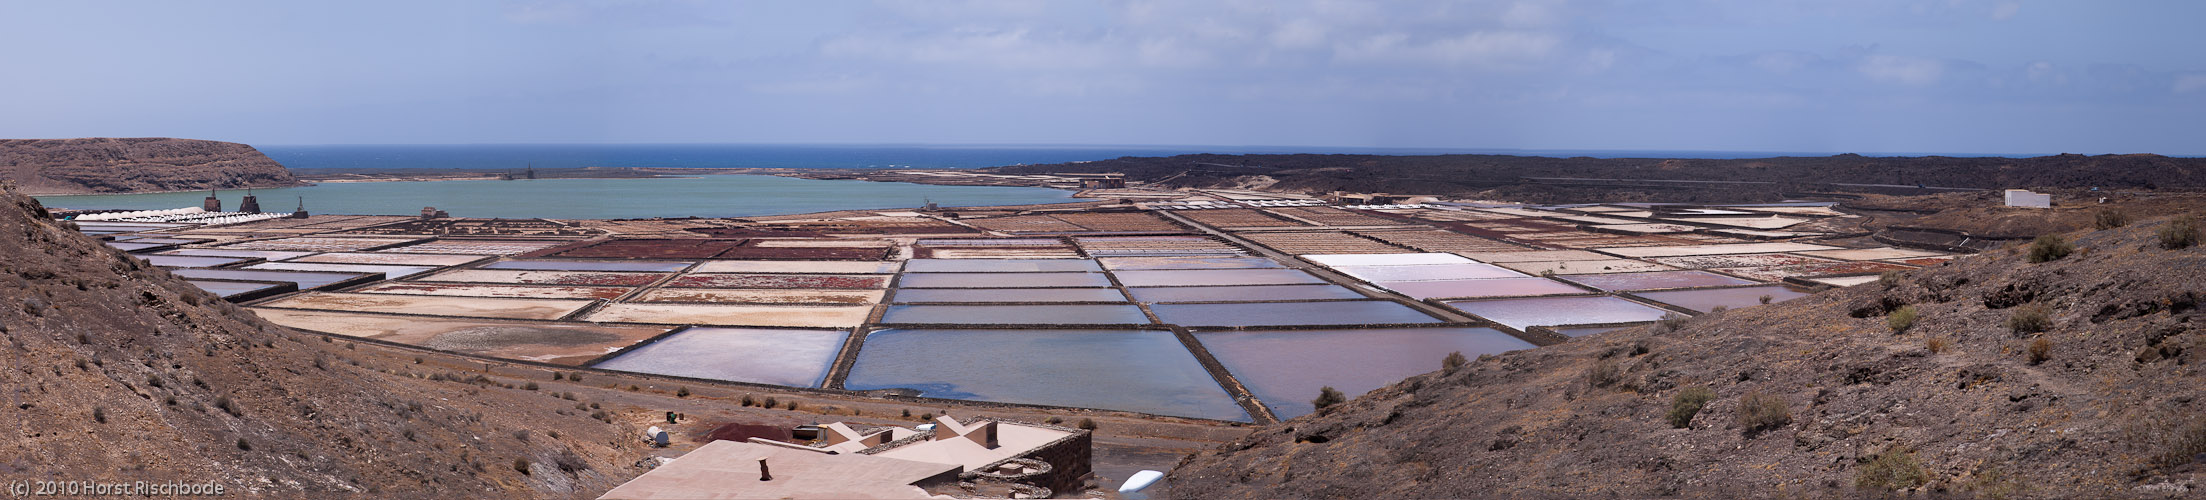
[1666,386,1715,429]
[2162,216,2199,250]
[92,406,107,424]
[1442,351,1468,372]
[1855,446,1930,491]
[762,396,777,408]
[2006,304,2052,335]
[1076,418,1098,431]
[1044,416,1062,425]
[2094,209,2129,229]
[675,386,690,398]
[513,458,531,475]
[1736,390,1792,436]
[1887,305,1919,333]
[523,382,539,391]
[1878,270,1904,288]
[1312,386,1347,410]
[1652,312,1689,334]
[2026,234,2072,263]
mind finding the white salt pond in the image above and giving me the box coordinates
[590,327,849,388]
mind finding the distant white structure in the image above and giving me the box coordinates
[2004,189,2051,208]
[645,426,670,447]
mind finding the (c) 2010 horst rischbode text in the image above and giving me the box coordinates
[7,479,226,497]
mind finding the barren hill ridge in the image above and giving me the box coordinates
[1169,212,2206,498]
[1,137,304,195]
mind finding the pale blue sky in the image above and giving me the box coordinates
[2,1,2200,154]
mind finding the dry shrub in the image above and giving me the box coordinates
[1926,337,1952,354]
[1736,390,1792,436]
[2149,416,2206,469]
[1667,386,1715,429]
[2006,304,2052,335]
[2162,216,2200,250]
[2026,234,2072,263]
[2094,209,2129,229]
[1312,386,1347,410]
[2027,338,2052,365]
[1887,305,1919,333]
[1585,359,1622,389]
[1855,445,1930,491]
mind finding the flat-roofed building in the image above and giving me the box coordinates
[598,417,1090,499]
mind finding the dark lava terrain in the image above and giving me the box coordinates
[1169,213,2206,498]
[996,153,2206,204]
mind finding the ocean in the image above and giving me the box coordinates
[34,144,2029,220]
[35,175,1080,220]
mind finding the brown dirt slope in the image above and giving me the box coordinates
[0,185,647,497]
[1169,214,2206,498]
[1,138,304,195]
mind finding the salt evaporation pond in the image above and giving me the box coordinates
[1097,257,1284,270]
[1150,300,1441,327]
[880,305,1150,325]
[891,288,1128,303]
[482,260,695,272]
[185,280,287,299]
[590,327,848,388]
[903,259,1101,273]
[1330,263,1526,282]
[1446,296,1674,331]
[248,262,439,279]
[896,272,1113,288]
[1558,270,1759,291]
[1126,284,1365,303]
[844,329,1249,421]
[170,268,369,290]
[1550,325,1636,337]
[1634,284,1814,313]
[1375,277,1587,300]
[1110,269,1325,287]
[142,255,250,268]
[161,248,316,260]
[1198,327,1535,419]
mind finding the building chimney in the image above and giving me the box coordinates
[758,458,772,481]
[202,188,221,212]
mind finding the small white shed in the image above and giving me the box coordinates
[2004,189,2051,208]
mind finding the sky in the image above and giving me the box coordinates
[1,0,2201,155]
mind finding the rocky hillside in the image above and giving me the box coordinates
[0,185,649,496]
[1169,215,2206,498]
[1,138,303,195]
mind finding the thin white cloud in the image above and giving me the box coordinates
[1857,54,1946,85]
[2175,74,2206,94]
